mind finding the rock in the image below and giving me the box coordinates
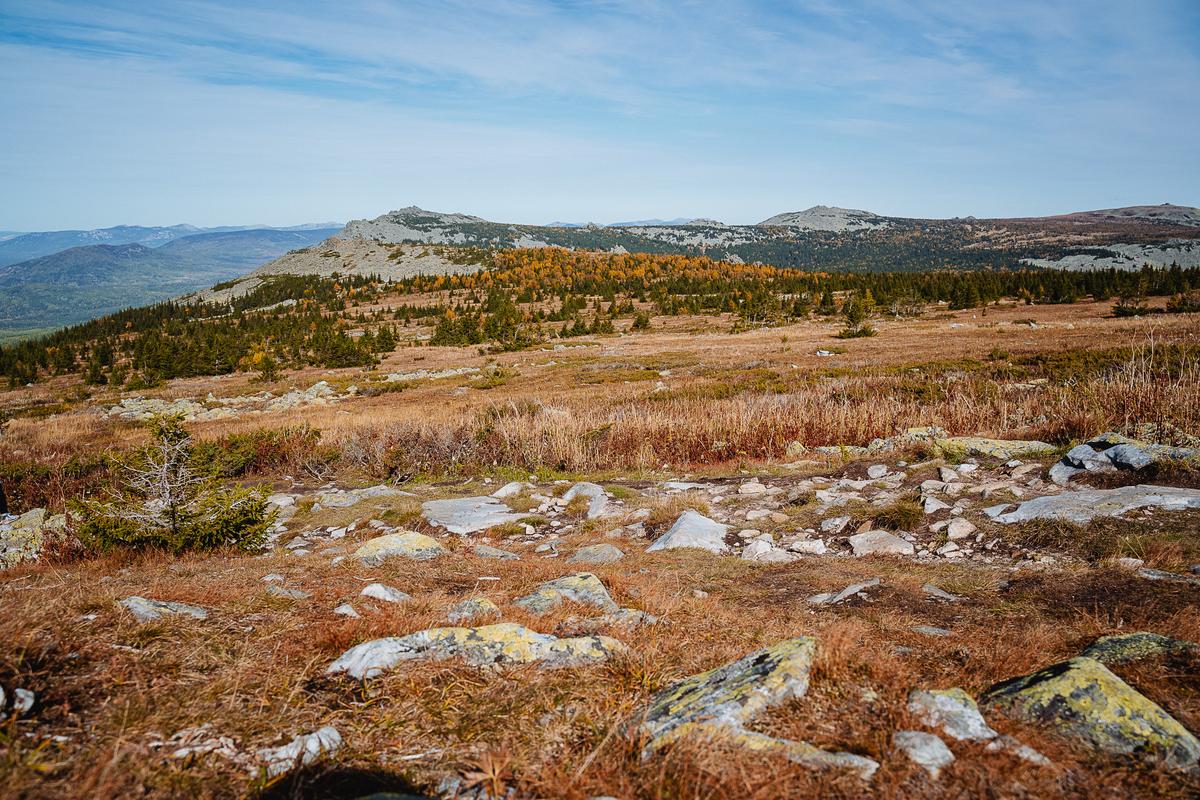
[922,583,961,602]
[931,436,1055,461]
[982,503,1012,519]
[894,730,954,779]
[1138,567,1200,585]
[266,585,310,600]
[908,688,998,741]
[569,543,625,564]
[491,481,526,498]
[636,636,878,779]
[257,726,342,778]
[807,578,879,606]
[119,596,208,623]
[12,688,34,716]
[515,573,619,613]
[333,603,360,618]
[327,623,624,679]
[646,510,729,554]
[848,530,915,557]
[561,482,610,518]
[474,544,520,560]
[994,485,1200,525]
[984,734,1053,766]
[820,515,851,534]
[261,573,285,583]
[923,496,952,514]
[738,481,768,495]
[867,464,888,479]
[913,625,952,637]
[1081,632,1199,665]
[353,532,445,564]
[789,538,828,555]
[360,583,411,603]
[447,597,500,624]
[945,518,976,540]
[316,484,406,509]
[421,496,524,534]
[1050,432,1199,485]
[981,656,1200,770]
[0,507,65,568]
[938,466,961,483]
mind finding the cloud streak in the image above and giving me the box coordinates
[0,0,1197,228]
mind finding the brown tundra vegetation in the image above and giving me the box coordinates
[2,298,1199,799]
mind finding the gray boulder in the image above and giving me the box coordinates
[646,510,729,554]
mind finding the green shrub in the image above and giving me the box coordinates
[73,415,274,554]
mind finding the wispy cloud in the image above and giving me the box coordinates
[0,0,1197,227]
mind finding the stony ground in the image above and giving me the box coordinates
[3,434,1199,799]
[2,302,1200,798]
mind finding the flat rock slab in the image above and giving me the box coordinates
[515,572,619,613]
[932,436,1055,460]
[569,543,625,564]
[807,577,879,606]
[316,484,408,509]
[120,596,208,623]
[981,656,1200,770]
[353,532,445,564]
[994,484,1200,525]
[326,623,625,679]
[637,636,877,778]
[848,530,915,557]
[474,544,520,560]
[422,496,524,534]
[646,510,729,554]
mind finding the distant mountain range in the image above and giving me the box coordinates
[547,218,699,228]
[5,202,1200,339]
[0,222,341,267]
[0,226,340,338]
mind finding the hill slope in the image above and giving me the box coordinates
[0,227,340,337]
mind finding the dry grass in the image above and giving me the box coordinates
[2,524,1197,799]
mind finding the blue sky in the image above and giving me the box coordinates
[1,0,1198,229]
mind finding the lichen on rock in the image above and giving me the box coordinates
[980,656,1200,770]
[327,622,624,679]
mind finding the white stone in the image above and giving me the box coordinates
[848,530,915,557]
[867,464,889,479]
[945,519,976,540]
[646,510,729,554]
[119,596,208,623]
[738,481,768,495]
[561,482,611,518]
[257,726,342,778]
[894,731,954,779]
[361,583,411,603]
[333,603,360,618]
[422,496,524,534]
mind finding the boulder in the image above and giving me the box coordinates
[569,543,625,564]
[994,485,1200,525]
[848,530,915,557]
[422,496,524,534]
[981,656,1200,770]
[646,510,729,554]
[352,532,445,564]
[316,484,406,509]
[120,596,208,623]
[515,573,619,614]
[326,623,625,679]
[636,636,877,779]
[1050,432,1199,485]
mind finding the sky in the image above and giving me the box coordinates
[1,0,1198,230]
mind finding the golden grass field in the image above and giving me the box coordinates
[2,299,1200,799]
